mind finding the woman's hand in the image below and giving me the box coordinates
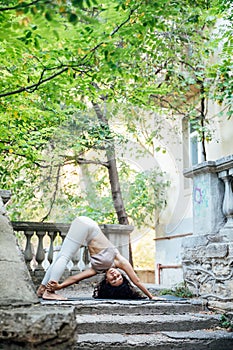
[46,280,61,291]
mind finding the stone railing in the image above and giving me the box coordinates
[183,155,233,301]
[12,220,133,288]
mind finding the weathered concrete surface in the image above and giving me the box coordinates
[41,294,207,315]
[183,157,233,302]
[67,300,206,316]
[0,201,38,306]
[76,331,233,350]
[40,297,233,349]
[0,305,78,349]
[182,232,233,301]
[75,313,220,334]
[0,195,78,349]
[207,300,233,314]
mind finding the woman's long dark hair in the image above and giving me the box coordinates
[93,274,146,300]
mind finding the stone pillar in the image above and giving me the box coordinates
[100,223,134,260]
[0,191,38,306]
[184,161,225,235]
[182,155,233,301]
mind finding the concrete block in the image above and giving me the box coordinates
[192,172,225,235]
[0,215,38,306]
[100,224,133,260]
[0,305,77,348]
[206,243,228,258]
[182,235,208,249]
[228,243,233,257]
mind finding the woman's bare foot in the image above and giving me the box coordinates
[42,290,68,301]
[37,284,46,297]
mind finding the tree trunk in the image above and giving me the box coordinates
[200,82,207,161]
[92,102,129,225]
[92,102,133,265]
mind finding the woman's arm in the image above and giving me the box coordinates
[116,255,159,300]
[46,268,97,291]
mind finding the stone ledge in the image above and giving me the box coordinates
[207,300,233,314]
[40,294,207,315]
[0,215,38,306]
[183,155,233,178]
[76,330,233,350]
[0,305,77,349]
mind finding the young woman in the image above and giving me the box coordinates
[37,216,159,300]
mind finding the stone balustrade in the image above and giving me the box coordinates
[11,220,133,288]
[183,155,233,301]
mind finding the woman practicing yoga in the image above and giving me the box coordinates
[37,216,158,300]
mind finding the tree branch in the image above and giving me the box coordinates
[0,0,51,12]
[0,3,138,98]
[1,149,49,167]
[76,6,138,62]
[110,7,136,36]
[0,67,68,98]
[41,164,61,222]
[65,156,109,168]
[150,94,187,116]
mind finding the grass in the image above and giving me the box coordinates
[220,314,233,332]
[158,283,194,298]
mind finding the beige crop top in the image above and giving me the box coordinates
[90,247,119,273]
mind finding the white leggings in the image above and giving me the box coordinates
[41,216,101,285]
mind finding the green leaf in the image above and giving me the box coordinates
[72,0,83,7]
[69,13,78,23]
[45,12,52,21]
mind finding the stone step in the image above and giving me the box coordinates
[75,330,233,350]
[42,297,206,315]
[75,313,220,334]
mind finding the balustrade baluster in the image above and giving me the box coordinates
[71,249,81,274]
[219,169,233,229]
[60,231,67,243]
[24,230,34,270]
[47,231,57,264]
[83,246,90,270]
[35,231,46,270]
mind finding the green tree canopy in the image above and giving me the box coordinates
[0,0,232,223]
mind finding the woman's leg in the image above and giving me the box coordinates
[38,216,100,299]
[41,237,80,285]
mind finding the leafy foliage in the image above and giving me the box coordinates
[159,283,194,298]
[220,314,233,332]
[7,105,169,229]
[207,2,233,117]
[120,167,169,227]
[0,0,232,224]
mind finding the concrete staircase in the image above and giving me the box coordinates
[44,297,233,349]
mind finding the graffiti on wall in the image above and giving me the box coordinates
[194,178,210,217]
